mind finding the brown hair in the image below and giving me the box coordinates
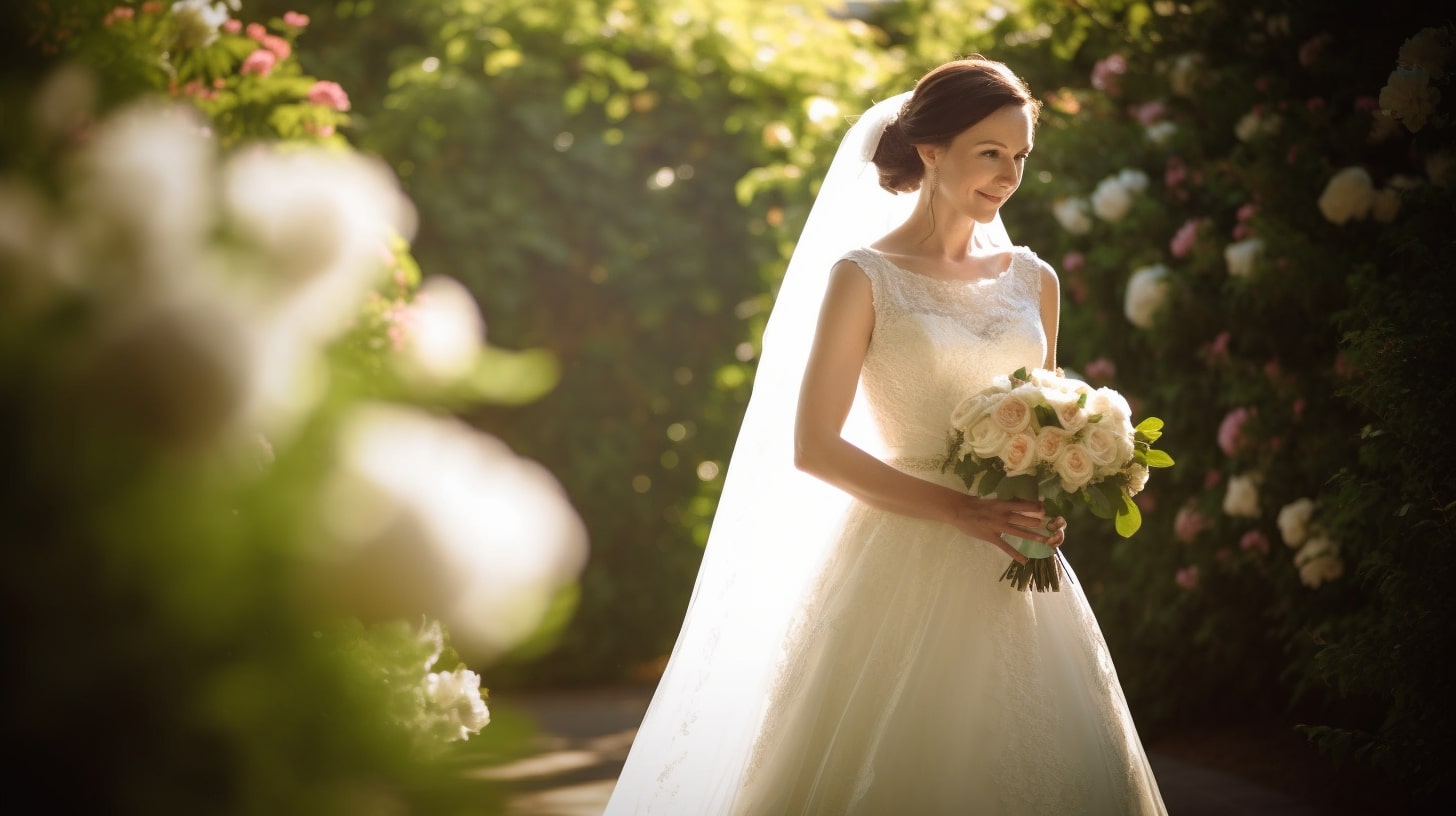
[872,57,1041,194]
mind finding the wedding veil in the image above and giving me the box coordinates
[606,91,1011,813]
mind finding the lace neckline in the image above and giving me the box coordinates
[861,246,1025,287]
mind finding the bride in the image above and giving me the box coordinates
[607,58,1167,814]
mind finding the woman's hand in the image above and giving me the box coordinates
[944,495,1067,563]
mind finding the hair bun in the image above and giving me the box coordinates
[871,117,925,193]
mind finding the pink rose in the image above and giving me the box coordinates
[246,22,267,41]
[1052,398,1089,434]
[262,34,291,60]
[1206,330,1231,359]
[222,19,241,34]
[104,6,134,26]
[1084,357,1116,383]
[1170,217,1202,258]
[1240,529,1270,554]
[1204,470,1223,489]
[1237,203,1258,222]
[307,80,351,112]
[240,49,277,77]
[1174,505,1210,543]
[1217,406,1253,457]
[1035,426,1072,463]
[1062,251,1085,273]
[1092,54,1128,95]
[1175,565,1199,590]
[283,11,311,28]
[1164,156,1187,189]
[1134,100,1167,124]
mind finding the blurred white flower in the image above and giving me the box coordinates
[1124,264,1169,329]
[804,96,840,127]
[320,404,588,658]
[1277,497,1314,547]
[1052,196,1093,234]
[1223,238,1264,279]
[1379,67,1440,132]
[1295,535,1344,588]
[1117,168,1149,193]
[1371,187,1402,223]
[1317,166,1375,225]
[222,144,417,436]
[1091,175,1134,222]
[398,276,486,386]
[1145,121,1178,145]
[1169,53,1204,97]
[1398,26,1452,79]
[1235,109,1282,142]
[423,667,491,741]
[1223,472,1261,518]
[171,1,232,48]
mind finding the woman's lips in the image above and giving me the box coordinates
[978,191,1005,204]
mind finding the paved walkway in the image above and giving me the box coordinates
[477,686,1343,816]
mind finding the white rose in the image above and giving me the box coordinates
[1091,175,1135,222]
[1050,394,1089,433]
[999,432,1038,477]
[1380,67,1440,132]
[965,412,1009,459]
[1223,238,1264,279]
[1234,110,1282,143]
[1317,166,1375,225]
[1295,535,1344,588]
[1126,463,1149,496]
[1399,26,1452,79]
[423,667,491,741]
[1124,265,1169,329]
[1089,387,1132,423]
[1035,426,1073,463]
[1371,188,1401,223]
[990,392,1034,435]
[1276,497,1315,547]
[1117,168,1149,193]
[397,275,485,386]
[1054,443,1097,492]
[1223,472,1261,518]
[1082,423,1122,468]
[1145,120,1178,145]
[951,391,994,431]
[1052,196,1093,234]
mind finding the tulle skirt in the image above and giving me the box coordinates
[733,466,1167,815]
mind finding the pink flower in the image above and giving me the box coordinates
[1084,357,1116,383]
[1175,565,1200,590]
[1292,397,1306,420]
[246,22,267,41]
[262,34,291,60]
[1307,97,1326,112]
[1204,470,1223,489]
[1236,203,1258,222]
[1092,54,1128,96]
[1134,100,1167,125]
[1254,76,1270,93]
[1240,530,1271,554]
[1170,218,1202,258]
[1265,436,1285,453]
[1299,33,1331,68]
[1354,96,1378,112]
[1232,222,1251,240]
[1174,505,1210,543]
[1218,406,1253,457]
[1062,251,1086,273]
[1135,492,1157,513]
[1263,358,1283,383]
[303,121,337,137]
[222,19,241,34]
[141,1,162,12]
[240,49,277,77]
[1204,330,1231,361]
[283,11,311,28]
[1164,156,1188,189]
[103,7,135,26]
[1285,144,1302,165]
[307,80,351,112]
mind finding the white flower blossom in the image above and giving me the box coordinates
[171,1,232,48]
[1145,121,1178,145]
[1295,535,1344,588]
[1379,67,1441,132]
[1117,168,1149,193]
[1277,498,1315,547]
[397,275,485,386]
[1223,472,1261,518]
[1398,26,1452,79]
[1169,53,1203,97]
[1317,166,1375,225]
[1124,264,1169,329]
[1052,196,1093,234]
[1235,110,1283,143]
[423,668,491,741]
[1091,175,1135,222]
[1223,238,1264,279]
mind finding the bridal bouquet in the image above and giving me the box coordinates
[942,367,1173,591]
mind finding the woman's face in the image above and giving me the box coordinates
[920,103,1035,225]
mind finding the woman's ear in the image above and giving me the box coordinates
[915,143,939,170]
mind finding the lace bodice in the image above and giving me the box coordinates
[844,246,1048,460]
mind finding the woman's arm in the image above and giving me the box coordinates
[1038,260,1061,370]
[793,260,1054,559]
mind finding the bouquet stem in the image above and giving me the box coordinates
[999,553,1062,592]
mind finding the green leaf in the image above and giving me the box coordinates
[1012,366,1029,381]
[1000,474,1039,501]
[978,469,1004,497]
[1133,417,1164,443]
[1115,492,1143,537]
[1144,448,1175,468]
[1034,404,1058,428]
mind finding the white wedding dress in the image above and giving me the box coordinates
[725,246,1166,814]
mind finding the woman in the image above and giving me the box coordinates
[609,58,1167,814]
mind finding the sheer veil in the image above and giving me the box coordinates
[606,92,1011,814]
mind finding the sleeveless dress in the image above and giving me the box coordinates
[732,246,1167,814]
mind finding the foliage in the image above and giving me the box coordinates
[4,1,585,809]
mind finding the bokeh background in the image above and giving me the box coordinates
[3,0,1452,812]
